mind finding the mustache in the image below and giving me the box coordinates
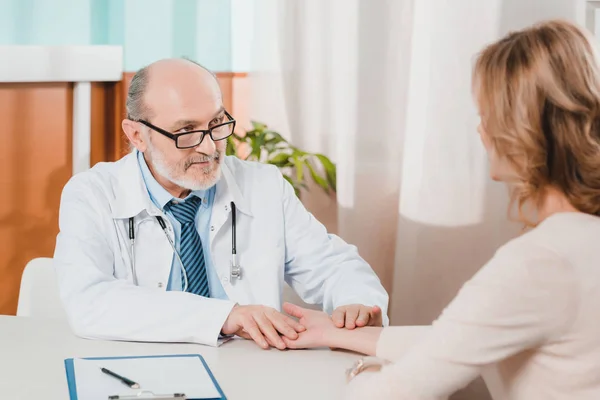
[184,151,221,170]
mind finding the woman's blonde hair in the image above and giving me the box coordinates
[473,20,600,224]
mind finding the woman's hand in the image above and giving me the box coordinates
[281,302,338,349]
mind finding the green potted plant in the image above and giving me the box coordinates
[226,121,336,197]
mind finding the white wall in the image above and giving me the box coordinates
[499,0,583,34]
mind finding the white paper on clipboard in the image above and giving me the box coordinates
[73,356,221,400]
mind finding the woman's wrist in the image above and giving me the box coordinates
[325,326,384,355]
[323,326,361,350]
[321,325,340,348]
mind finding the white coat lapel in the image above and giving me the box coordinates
[110,151,173,289]
[210,158,257,303]
[211,158,253,239]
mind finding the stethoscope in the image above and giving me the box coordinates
[128,201,242,290]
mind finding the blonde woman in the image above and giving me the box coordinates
[282,20,600,399]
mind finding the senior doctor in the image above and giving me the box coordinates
[54,58,389,349]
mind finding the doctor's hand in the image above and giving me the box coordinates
[281,302,336,349]
[332,304,383,329]
[221,305,306,350]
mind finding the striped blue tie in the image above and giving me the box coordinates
[168,197,210,297]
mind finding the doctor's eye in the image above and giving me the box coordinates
[176,125,195,133]
[209,115,225,127]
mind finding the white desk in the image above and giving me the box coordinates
[0,316,360,399]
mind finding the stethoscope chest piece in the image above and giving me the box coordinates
[230,201,242,281]
[230,260,242,280]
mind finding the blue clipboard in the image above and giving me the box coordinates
[64,354,227,400]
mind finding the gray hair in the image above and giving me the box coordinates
[126,65,151,121]
[125,58,217,122]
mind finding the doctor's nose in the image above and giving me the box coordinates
[196,134,217,154]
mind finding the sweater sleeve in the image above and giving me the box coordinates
[375,325,431,361]
[346,243,577,400]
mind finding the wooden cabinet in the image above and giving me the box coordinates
[0,66,247,315]
[0,83,73,314]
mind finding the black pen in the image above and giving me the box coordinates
[100,367,140,389]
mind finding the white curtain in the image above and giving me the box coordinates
[247,0,583,326]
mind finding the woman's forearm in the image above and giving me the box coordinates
[324,326,384,355]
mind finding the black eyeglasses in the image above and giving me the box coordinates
[137,111,236,149]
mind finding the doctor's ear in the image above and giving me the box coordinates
[122,119,148,152]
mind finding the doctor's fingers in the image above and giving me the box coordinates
[368,306,383,326]
[240,318,269,349]
[237,329,280,349]
[268,312,305,339]
[344,307,360,330]
[332,308,346,328]
[254,313,286,350]
[355,308,371,327]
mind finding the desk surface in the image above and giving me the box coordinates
[0,316,360,399]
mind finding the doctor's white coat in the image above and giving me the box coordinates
[54,152,389,346]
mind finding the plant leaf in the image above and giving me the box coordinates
[251,121,267,132]
[264,130,287,143]
[269,152,291,167]
[282,174,301,197]
[264,136,285,147]
[306,160,330,193]
[315,154,337,192]
[282,173,293,185]
[237,121,334,197]
[226,136,237,156]
[249,132,266,161]
[292,154,304,183]
[292,147,306,157]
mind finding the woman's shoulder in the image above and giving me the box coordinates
[492,212,600,268]
[477,223,577,286]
